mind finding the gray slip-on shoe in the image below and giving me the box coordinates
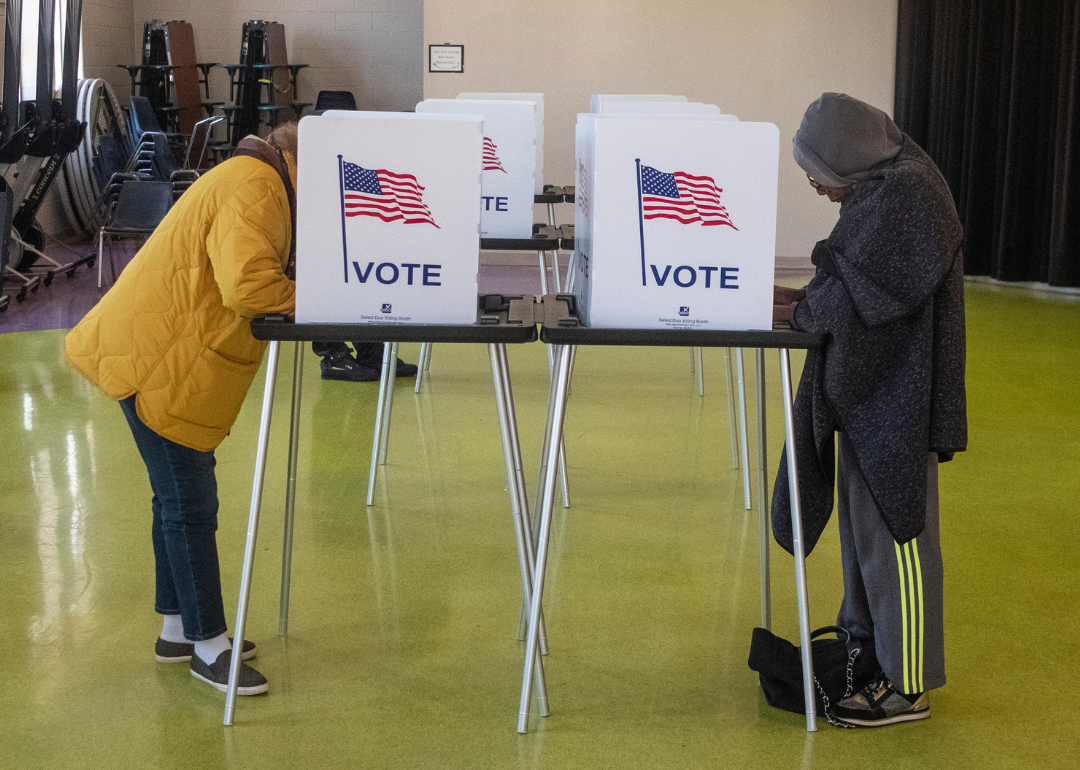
[189,649,268,695]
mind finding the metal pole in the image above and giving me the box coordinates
[779,348,817,731]
[497,344,549,655]
[724,348,739,470]
[736,349,752,509]
[414,342,429,393]
[756,348,771,630]
[279,341,304,636]
[366,342,393,506]
[696,347,704,396]
[489,344,549,704]
[378,342,398,465]
[518,344,572,732]
[538,249,549,296]
[224,340,280,725]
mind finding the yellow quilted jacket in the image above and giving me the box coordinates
[65,153,297,452]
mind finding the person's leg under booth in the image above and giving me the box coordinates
[119,395,227,643]
[835,432,945,696]
[119,395,267,694]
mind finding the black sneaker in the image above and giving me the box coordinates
[320,353,380,382]
[189,649,268,695]
[831,676,929,727]
[356,356,418,378]
[155,636,256,663]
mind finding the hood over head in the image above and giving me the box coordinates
[793,93,903,187]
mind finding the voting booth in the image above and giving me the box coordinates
[458,93,545,194]
[597,101,722,115]
[416,99,538,239]
[574,114,779,330]
[590,94,688,112]
[294,111,484,326]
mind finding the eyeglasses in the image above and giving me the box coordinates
[807,174,823,191]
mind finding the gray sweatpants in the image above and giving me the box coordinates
[836,433,945,694]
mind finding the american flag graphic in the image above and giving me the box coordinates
[576,160,590,219]
[639,164,737,229]
[341,160,439,228]
[482,137,506,173]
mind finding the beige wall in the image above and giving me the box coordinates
[424,0,898,257]
[83,0,136,94]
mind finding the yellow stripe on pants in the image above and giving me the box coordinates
[911,539,925,693]
[894,542,911,693]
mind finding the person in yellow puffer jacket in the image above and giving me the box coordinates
[64,123,300,696]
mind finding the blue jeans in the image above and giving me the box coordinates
[119,395,227,641]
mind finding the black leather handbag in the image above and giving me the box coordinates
[747,625,881,724]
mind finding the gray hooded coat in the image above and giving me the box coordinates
[773,96,967,555]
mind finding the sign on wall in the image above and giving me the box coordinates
[416,99,537,239]
[574,115,779,330]
[295,112,483,325]
[428,44,464,73]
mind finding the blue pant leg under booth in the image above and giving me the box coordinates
[119,395,228,641]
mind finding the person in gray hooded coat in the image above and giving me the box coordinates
[772,93,967,727]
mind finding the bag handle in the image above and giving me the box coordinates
[810,625,851,643]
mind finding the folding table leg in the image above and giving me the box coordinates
[551,249,563,293]
[496,345,549,655]
[696,347,705,396]
[224,340,281,726]
[279,341,304,636]
[519,344,572,733]
[378,342,398,465]
[538,249,550,296]
[779,348,817,730]
[755,348,771,630]
[724,349,739,470]
[414,342,430,393]
[489,344,549,706]
[366,342,393,506]
[736,349,752,509]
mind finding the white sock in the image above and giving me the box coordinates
[160,614,186,643]
[194,633,232,666]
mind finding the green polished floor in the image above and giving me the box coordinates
[2,283,1078,769]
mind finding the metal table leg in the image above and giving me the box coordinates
[489,343,549,708]
[736,349,752,509]
[279,342,304,636]
[496,344,549,656]
[414,342,430,393]
[378,342,398,465]
[519,343,573,733]
[366,342,393,506]
[224,340,282,726]
[724,349,739,470]
[756,348,771,630]
[696,347,705,396]
[779,348,816,731]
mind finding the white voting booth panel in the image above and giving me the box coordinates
[416,99,537,239]
[591,94,688,112]
[295,112,483,326]
[457,93,545,194]
[598,101,722,115]
[574,115,779,331]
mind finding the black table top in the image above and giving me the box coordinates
[535,295,825,349]
[539,325,825,349]
[249,295,824,350]
[250,295,539,344]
